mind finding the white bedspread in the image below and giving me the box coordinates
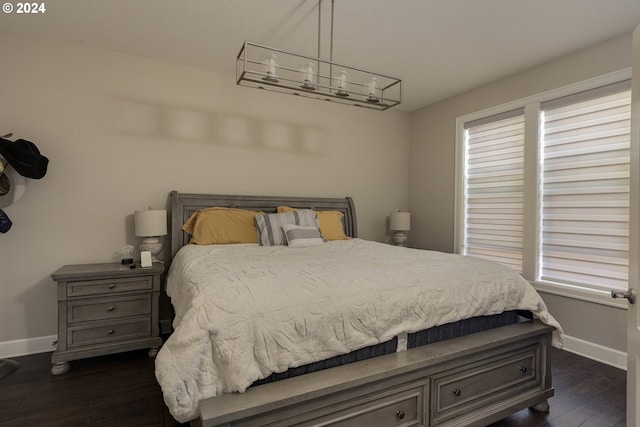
[155,239,562,422]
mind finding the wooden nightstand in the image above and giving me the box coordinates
[50,262,164,375]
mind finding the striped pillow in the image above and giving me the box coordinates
[255,209,319,246]
[282,224,324,248]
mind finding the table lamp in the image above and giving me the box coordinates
[134,209,167,261]
[390,211,410,247]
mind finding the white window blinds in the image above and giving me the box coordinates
[540,81,631,291]
[463,110,525,272]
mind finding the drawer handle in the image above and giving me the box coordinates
[108,284,116,289]
[396,410,405,420]
[452,388,462,397]
[520,366,528,373]
[107,306,115,312]
[107,329,114,335]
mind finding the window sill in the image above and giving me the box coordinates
[532,281,628,310]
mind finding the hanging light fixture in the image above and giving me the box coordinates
[236,0,402,111]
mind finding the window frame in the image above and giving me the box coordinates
[454,68,632,309]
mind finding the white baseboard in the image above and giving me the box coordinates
[561,334,627,371]
[0,335,57,358]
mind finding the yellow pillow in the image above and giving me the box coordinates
[277,206,349,240]
[181,207,261,244]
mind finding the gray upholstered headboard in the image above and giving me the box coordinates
[169,191,357,259]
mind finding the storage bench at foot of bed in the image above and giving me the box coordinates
[192,320,554,427]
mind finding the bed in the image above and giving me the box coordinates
[155,191,562,426]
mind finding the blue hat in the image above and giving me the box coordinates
[0,209,11,233]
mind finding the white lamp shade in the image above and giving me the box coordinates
[134,209,167,237]
[390,211,410,231]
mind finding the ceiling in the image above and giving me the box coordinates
[3,0,640,111]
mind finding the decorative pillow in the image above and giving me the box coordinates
[255,209,319,246]
[181,207,261,244]
[282,224,324,248]
[277,206,349,240]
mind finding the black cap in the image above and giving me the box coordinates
[0,138,48,179]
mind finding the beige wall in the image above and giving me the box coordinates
[0,33,410,349]
[2,29,632,357]
[409,34,633,354]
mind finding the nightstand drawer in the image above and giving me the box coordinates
[67,276,153,297]
[68,295,152,323]
[67,317,152,348]
[431,344,540,425]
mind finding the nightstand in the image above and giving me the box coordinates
[50,262,164,375]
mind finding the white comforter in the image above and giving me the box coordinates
[155,239,562,422]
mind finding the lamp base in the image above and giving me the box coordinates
[139,237,163,261]
[392,231,408,247]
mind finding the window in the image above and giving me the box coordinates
[457,76,631,298]
[540,83,631,291]
[463,110,525,272]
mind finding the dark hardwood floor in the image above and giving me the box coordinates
[489,348,626,427]
[0,347,626,427]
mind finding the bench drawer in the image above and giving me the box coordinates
[431,344,541,425]
[228,379,428,427]
[300,381,426,427]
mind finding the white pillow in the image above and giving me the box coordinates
[282,223,324,248]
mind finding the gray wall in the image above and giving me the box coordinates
[409,34,633,355]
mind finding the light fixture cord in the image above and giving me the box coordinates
[317,0,321,59]
[330,0,334,62]
[317,0,336,79]
[317,0,335,59]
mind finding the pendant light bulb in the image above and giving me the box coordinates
[333,70,349,97]
[262,53,279,82]
[300,62,316,90]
